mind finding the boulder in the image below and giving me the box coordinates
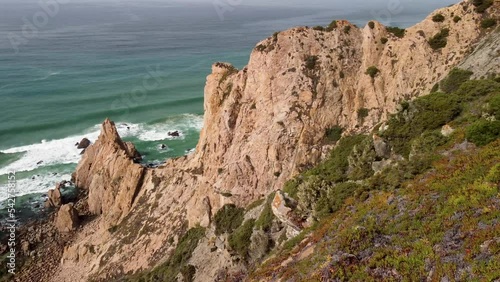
[77,138,91,149]
[441,124,454,137]
[45,184,63,208]
[373,134,391,159]
[125,141,142,162]
[55,203,80,233]
[168,131,180,137]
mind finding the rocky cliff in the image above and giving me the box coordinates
[45,1,498,281]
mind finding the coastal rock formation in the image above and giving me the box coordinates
[77,138,91,149]
[45,183,63,208]
[49,1,498,281]
[55,203,80,233]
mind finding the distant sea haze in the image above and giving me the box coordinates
[0,1,457,201]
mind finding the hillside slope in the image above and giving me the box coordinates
[7,1,498,281]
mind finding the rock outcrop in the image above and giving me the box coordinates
[77,138,91,149]
[51,1,499,281]
[44,183,63,208]
[54,204,80,233]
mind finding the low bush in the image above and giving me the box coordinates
[365,66,380,78]
[380,37,388,44]
[213,204,245,235]
[481,18,497,29]
[472,0,493,13]
[228,219,256,258]
[453,16,462,23]
[428,28,450,50]
[368,21,375,29]
[386,26,405,38]
[325,125,343,142]
[440,68,473,93]
[326,20,338,31]
[358,108,369,119]
[304,55,319,70]
[313,26,325,31]
[255,193,276,232]
[344,26,351,34]
[466,120,500,146]
[432,14,445,22]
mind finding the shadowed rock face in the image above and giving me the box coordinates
[53,1,499,280]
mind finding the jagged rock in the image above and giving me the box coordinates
[51,2,498,280]
[271,191,301,237]
[373,134,391,158]
[200,197,212,228]
[125,141,142,161]
[77,138,91,149]
[45,184,63,208]
[372,159,393,174]
[54,203,79,233]
[168,131,180,137]
[73,119,147,227]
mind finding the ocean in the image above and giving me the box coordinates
[0,0,458,217]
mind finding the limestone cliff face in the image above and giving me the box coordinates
[52,1,498,280]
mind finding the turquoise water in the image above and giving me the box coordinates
[0,1,458,207]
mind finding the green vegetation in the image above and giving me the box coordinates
[481,18,497,29]
[365,66,380,78]
[255,193,276,232]
[213,204,245,235]
[312,26,325,31]
[432,13,445,22]
[439,68,473,93]
[453,15,462,23]
[428,28,450,50]
[357,108,369,121]
[386,26,405,38]
[250,77,500,281]
[339,71,345,79]
[472,0,493,13]
[228,219,256,257]
[326,20,337,31]
[343,25,351,34]
[304,55,319,70]
[380,37,388,44]
[368,21,375,29]
[466,120,500,146]
[325,125,343,142]
[128,226,205,282]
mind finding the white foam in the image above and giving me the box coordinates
[0,172,72,202]
[0,114,204,176]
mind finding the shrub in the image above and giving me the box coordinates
[255,193,276,232]
[365,66,380,78]
[481,18,497,29]
[466,120,500,146]
[431,83,439,93]
[453,16,462,23]
[455,79,500,101]
[325,126,343,142]
[473,0,493,13]
[228,219,256,258]
[304,55,319,70]
[213,204,244,235]
[344,26,351,34]
[386,26,406,38]
[432,14,445,22]
[339,71,345,79]
[181,265,196,282]
[428,28,450,50]
[382,92,461,155]
[313,26,325,31]
[440,68,473,93]
[326,20,338,31]
[358,108,369,119]
[255,44,266,52]
[368,21,375,29]
[380,37,388,44]
[487,94,500,120]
